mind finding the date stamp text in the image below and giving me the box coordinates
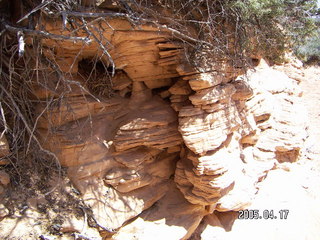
[238,209,289,220]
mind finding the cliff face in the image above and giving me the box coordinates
[9,15,308,239]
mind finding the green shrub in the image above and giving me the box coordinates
[222,0,318,61]
[130,0,319,64]
[295,19,320,64]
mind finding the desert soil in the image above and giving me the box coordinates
[301,66,320,156]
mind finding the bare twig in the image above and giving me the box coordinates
[60,11,129,18]
[79,206,115,233]
[0,83,60,166]
[81,17,115,76]
[3,23,90,42]
[0,102,8,139]
[17,0,54,23]
[72,233,99,240]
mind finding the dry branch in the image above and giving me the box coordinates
[60,11,129,18]
[3,22,90,42]
[17,0,54,23]
[80,17,115,76]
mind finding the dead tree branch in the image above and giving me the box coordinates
[3,22,90,42]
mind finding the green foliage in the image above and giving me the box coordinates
[132,0,319,64]
[225,0,318,61]
[296,28,320,63]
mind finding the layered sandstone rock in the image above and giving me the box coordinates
[36,89,182,229]
[174,59,307,210]
[31,14,308,238]
[33,17,187,231]
[111,182,206,240]
[241,65,308,163]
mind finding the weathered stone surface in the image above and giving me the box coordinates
[189,84,236,106]
[111,71,132,91]
[241,65,308,162]
[179,106,204,117]
[37,111,122,167]
[114,98,182,151]
[168,80,192,95]
[174,59,308,212]
[144,79,172,89]
[113,147,160,168]
[273,56,305,83]
[170,95,189,103]
[179,103,241,155]
[75,178,169,230]
[41,18,182,83]
[36,71,183,232]
[175,131,265,211]
[245,90,275,124]
[243,67,301,95]
[30,74,89,100]
[111,182,206,240]
[175,134,243,206]
[110,37,180,82]
[256,96,307,152]
[159,90,171,99]
[104,152,177,193]
[201,101,231,113]
[231,80,253,100]
[240,130,260,145]
[183,72,228,91]
[114,123,182,151]
[31,14,310,238]
[36,95,123,129]
[216,174,257,212]
[198,213,227,240]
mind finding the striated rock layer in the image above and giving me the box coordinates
[31,15,308,238]
[174,59,307,210]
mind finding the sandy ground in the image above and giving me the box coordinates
[301,66,320,156]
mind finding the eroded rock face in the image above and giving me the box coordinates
[111,181,206,240]
[33,17,187,232]
[37,89,182,230]
[174,59,307,210]
[32,16,308,238]
[242,65,307,163]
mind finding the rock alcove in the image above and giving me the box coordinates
[18,14,308,239]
